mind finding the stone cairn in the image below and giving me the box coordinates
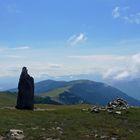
[82,98,128,114]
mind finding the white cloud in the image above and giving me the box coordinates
[69,55,126,61]
[6,55,24,59]
[48,63,62,69]
[112,6,140,24]
[0,46,31,54]
[12,46,31,50]
[131,53,140,73]
[103,67,123,79]
[114,71,129,80]
[103,53,140,80]
[132,53,140,64]
[68,33,87,46]
[112,7,120,18]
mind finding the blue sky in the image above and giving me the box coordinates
[0,0,140,88]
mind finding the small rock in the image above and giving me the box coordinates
[56,127,62,131]
[107,109,113,113]
[91,106,100,113]
[86,134,90,138]
[115,111,121,115]
[8,129,25,140]
[46,138,60,140]
[51,127,55,130]
[59,131,63,134]
[94,134,99,138]
[17,123,23,126]
[46,138,53,140]
[42,128,46,131]
[129,129,133,133]
[0,136,4,140]
[81,108,88,111]
[111,137,117,140]
[100,135,108,139]
[31,126,39,130]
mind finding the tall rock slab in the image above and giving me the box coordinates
[16,67,34,110]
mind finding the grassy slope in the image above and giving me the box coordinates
[0,104,139,140]
[40,80,91,97]
[39,80,89,97]
[41,86,70,97]
[0,92,16,107]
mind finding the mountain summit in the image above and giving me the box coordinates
[33,80,140,106]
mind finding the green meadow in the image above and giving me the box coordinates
[0,93,139,140]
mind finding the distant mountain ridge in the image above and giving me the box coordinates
[8,79,140,106]
[39,80,140,106]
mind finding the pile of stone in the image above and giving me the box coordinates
[83,98,128,115]
[107,98,128,109]
[106,98,128,115]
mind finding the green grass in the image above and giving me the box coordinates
[0,104,139,140]
[0,92,16,107]
[41,86,70,97]
[0,92,139,139]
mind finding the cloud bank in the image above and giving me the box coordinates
[69,53,140,80]
[1,45,140,81]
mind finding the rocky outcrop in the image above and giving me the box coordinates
[16,67,34,110]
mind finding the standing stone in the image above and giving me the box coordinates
[16,67,34,110]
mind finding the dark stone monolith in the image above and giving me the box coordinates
[16,67,34,110]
